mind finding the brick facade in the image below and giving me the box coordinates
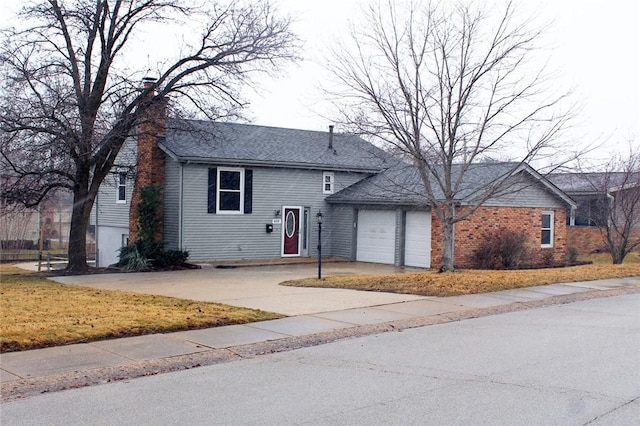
[566,226,640,254]
[128,83,167,243]
[431,206,568,268]
[566,227,607,254]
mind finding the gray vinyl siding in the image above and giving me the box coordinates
[483,176,565,208]
[178,164,369,261]
[91,139,136,228]
[329,205,355,259]
[163,158,181,250]
[393,209,404,267]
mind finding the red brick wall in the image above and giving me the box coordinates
[431,206,568,269]
[129,91,167,243]
[567,226,640,254]
[566,227,607,254]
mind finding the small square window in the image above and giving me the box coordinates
[323,172,334,194]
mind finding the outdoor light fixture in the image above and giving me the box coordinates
[316,211,323,279]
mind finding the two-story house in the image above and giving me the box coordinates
[93,96,576,269]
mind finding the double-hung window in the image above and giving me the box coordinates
[116,172,127,203]
[217,168,244,213]
[207,167,253,214]
[541,211,554,247]
[323,171,334,194]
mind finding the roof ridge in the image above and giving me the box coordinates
[167,118,351,135]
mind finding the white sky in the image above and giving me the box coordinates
[2,0,638,161]
[248,0,639,160]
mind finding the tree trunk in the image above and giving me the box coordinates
[611,246,626,264]
[607,225,627,265]
[65,185,96,274]
[66,199,89,273]
[440,215,455,272]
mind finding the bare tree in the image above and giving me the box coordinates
[325,1,574,271]
[583,150,640,264]
[0,0,298,273]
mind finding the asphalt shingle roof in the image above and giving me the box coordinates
[328,162,572,206]
[158,119,572,206]
[159,119,391,172]
[548,172,627,194]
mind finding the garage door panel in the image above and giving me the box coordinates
[357,210,396,264]
[405,211,431,268]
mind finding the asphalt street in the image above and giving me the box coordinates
[2,293,639,425]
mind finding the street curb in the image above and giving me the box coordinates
[2,286,638,402]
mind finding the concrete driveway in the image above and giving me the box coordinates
[51,262,426,316]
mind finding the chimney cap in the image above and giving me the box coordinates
[142,77,157,90]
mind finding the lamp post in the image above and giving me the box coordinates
[316,210,323,279]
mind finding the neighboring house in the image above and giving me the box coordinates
[93,102,576,268]
[0,178,73,258]
[550,172,640,254]
[548,173,613,227]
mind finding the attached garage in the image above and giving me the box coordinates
[356,210,396,264]
[404,210,431,268]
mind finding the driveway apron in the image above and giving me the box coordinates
[50,262,426,316]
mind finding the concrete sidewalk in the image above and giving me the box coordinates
[2,276,639,400]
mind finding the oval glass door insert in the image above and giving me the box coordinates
[285,211,296,238]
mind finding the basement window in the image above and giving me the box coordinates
[541,211,554,247]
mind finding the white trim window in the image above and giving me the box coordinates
[116,172,127,203]
[541,211,554,247]
[217,168,244,214]
[323,171,334,194]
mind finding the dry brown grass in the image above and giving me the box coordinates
[0,272,282,353]
[580,252,640,264]
[283,261,640,297]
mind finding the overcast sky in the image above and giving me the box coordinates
[2,0,638,161]
[249,0,639,160]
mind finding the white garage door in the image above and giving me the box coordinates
[357,210,396,264]
[404,211,431,268]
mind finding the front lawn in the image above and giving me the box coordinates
[282,254,640,297]
[0,265,282,353]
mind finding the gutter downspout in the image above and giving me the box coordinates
[179,162,184,249]
[95,192,99,267]
[569,204,575,226]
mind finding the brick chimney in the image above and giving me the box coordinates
[129,78,167,243]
